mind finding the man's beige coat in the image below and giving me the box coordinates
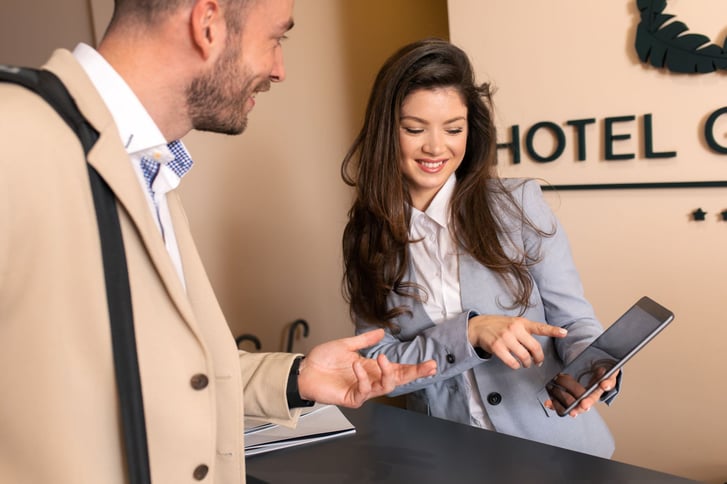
[0,50,298,484]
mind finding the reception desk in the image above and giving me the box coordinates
[246,403,699,483]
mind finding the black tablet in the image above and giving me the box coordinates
[544,296,674,417]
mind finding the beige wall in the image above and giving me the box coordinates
[0,0,94,66]
[448,1,727,483]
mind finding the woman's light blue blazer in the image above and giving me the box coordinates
[355,179,616,458]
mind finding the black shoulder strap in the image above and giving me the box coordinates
[0,66,151,484]
[0,66,98,155]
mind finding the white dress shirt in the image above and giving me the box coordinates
[72,43,189,288]
[408,174,493,429]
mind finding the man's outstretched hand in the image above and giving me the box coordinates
[296,329,437,408]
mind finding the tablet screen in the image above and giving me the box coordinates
[544,296,674,416]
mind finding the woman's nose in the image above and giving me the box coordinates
[422,132,444,155]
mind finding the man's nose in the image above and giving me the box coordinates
[270,47,286,83]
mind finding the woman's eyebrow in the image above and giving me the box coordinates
[400,115,467,124]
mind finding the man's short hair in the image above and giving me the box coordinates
[110,0,254,34]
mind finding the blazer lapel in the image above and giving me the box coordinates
[88,132,199,324]
[460,252,521,316]
[44,49,201,336]
[460,253,487,311]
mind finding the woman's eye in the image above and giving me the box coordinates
[447,128,464,135]
[403,127,424,134]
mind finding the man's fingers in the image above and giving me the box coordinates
[415,359,437,378]
[350,360,371,407]
[376,354,396,394]
[390,358,437,385]
[345,328,385,351]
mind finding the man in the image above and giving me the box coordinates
[0,0,436,482]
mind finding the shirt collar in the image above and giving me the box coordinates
[72,43,167,156]
[410,174,457,229]
[166,140,194,178]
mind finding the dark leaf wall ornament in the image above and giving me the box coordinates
[635,0,727,73]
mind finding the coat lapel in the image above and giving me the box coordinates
[43,49,202,336]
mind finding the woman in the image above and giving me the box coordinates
[341,38,618,458]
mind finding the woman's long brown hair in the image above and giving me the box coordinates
[341,38,549,329]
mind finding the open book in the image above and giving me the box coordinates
[244,403,356,457]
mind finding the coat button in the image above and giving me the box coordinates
[446,354,455,364]
[487,392,502,405]
[190,373,209,390]
[193,464,209,480]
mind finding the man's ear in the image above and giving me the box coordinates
[190,0,223,60]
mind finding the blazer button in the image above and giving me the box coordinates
[446,354,455,364]
[190,373,209,390]
[487,392,502,406]
[193,464,209,480]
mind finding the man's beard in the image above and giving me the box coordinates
[186,44,263,135]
